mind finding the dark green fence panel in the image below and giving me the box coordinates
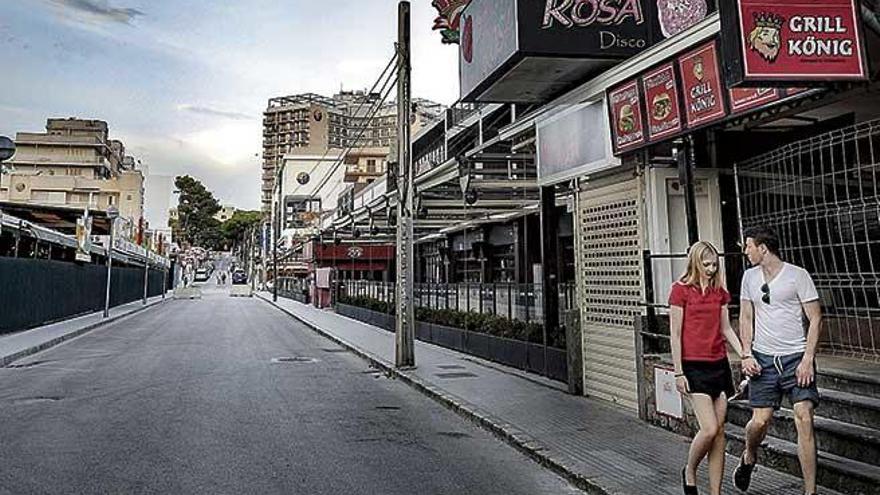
[0,258,166,334]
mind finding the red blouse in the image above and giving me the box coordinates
[668,282,730,361]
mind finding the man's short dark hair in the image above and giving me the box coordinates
[743,225,781,255]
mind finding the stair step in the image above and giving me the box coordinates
[726,424,880,495]
[818,358,880,399]
[727,402,880,467]
[818,387,880,429]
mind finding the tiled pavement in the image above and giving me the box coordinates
[259,293,841,495]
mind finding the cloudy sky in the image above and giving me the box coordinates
[0,0,460,222]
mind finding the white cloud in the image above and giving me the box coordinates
[180,122,262,168]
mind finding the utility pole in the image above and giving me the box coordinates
[274,168,282,302]
[103,205,119,318]
[395,0,415,368]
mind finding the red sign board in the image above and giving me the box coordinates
[608,80,646,153]
[729,87,779,114]
[724,0,866,85]
[641,63,682,141]
[678,41,727,128]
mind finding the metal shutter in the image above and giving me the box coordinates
[576,176,643,411]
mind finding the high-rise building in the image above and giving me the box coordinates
[261,90,443,213]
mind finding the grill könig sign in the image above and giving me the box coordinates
[720,0,867,86]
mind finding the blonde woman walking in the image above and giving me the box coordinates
[669,241,747,495]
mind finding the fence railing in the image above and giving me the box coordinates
[338,280,577,325]
[736,117,880,361]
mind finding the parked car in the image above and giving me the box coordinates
[194,268,209,282]
[231,269,247,285]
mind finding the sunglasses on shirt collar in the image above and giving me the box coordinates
[761,283,770,304]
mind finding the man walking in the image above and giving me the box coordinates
[734,226,823,495]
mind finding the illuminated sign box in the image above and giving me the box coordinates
[720,0,868,87]
[459,0,717,103]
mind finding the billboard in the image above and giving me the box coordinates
[720,0,868,86]
[459,0,716,102]
[678,41,727,128]
[641,62,682,141]
[608,79,646,154]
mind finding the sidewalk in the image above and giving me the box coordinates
[259,293,840,495]
[0,294,169,367]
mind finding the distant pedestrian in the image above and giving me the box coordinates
[669,240,746,495]
[220,272,227,285]
[734,226,822,495]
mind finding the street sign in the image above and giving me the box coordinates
[0,136,15,162]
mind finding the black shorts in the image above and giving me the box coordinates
[683,358,736,400]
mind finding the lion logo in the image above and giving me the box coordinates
[748,12,784,62]
[692,55,705,81]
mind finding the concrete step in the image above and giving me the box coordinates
[818,365,880,399]
[726,424,880,495]
[727,401,880,467]
[818,387,880,429]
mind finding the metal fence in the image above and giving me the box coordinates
[339,280,577,324]
[275,277,309,303]
[1,257,167,334]
[736,118,880,360]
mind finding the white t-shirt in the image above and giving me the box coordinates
[741,262,819,355]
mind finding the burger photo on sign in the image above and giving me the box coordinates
[619,104,636,133]
[652,93,672,121]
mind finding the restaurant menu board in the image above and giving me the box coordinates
[729,87,780,113]
[608,80,646,154]
[729,0,867,83]
[641,63,682,141]
[678,41,728,128]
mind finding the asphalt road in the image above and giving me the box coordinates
[0,284,581,495]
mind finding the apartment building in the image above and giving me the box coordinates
[261,90,443,213]
[0,118,144,238]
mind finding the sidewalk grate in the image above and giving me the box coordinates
[271,356,318,364]
[435,372,478,379]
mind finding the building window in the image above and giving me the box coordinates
[367,159,376,173]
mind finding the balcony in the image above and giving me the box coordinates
[15,133,109,149]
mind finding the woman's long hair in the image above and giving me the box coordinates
[679,241,723,289]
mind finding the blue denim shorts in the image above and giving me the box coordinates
[749,350,820,410]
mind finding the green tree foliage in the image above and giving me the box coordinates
[174,175,222,249]
[221,210,263,245]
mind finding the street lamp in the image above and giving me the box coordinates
[103,205,120,318]
[1,136,16,235]
[273,161,287,302]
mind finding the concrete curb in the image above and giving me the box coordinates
[1,297,171,368]
[257,294,609,495]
